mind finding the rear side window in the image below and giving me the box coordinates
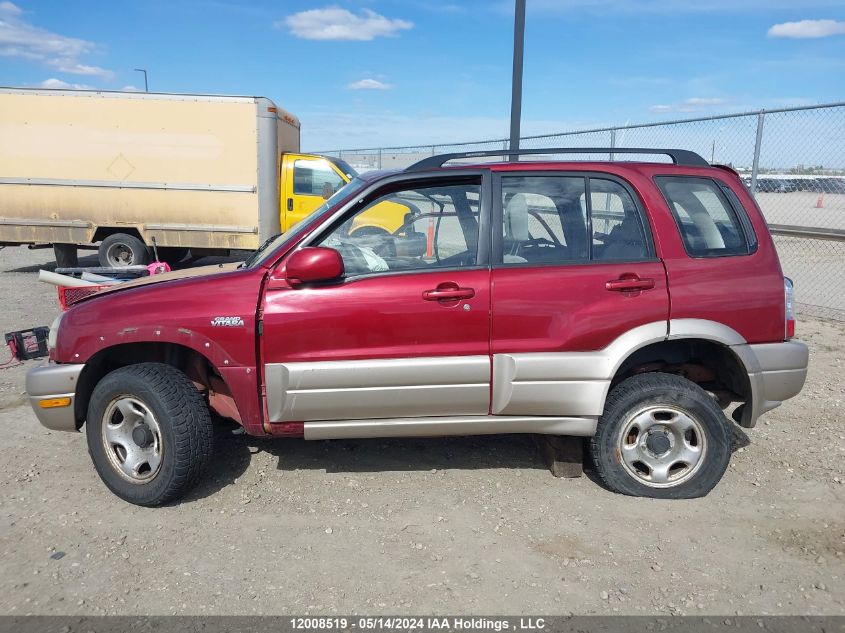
[589,179,650,261]
[655,177,756,257]
[499,175,652,266]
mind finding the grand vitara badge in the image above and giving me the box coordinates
[211,316,244,327]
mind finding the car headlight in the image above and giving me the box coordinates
[47,312,64,351]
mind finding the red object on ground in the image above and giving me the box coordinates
[57,285,108,311]
[815,193,825,208]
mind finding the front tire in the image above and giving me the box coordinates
[86,363,213,506]
[590,373,731,499]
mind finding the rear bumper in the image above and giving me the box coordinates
[733,340,809,427]
[25,363,84,432]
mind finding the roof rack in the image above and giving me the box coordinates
[406,147,709,171]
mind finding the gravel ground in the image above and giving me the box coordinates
[0,245,843,617]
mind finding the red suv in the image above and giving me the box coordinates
[26,148,808,505]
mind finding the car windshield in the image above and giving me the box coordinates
[242,176,370,269]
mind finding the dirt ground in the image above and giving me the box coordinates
[0,245,843,616]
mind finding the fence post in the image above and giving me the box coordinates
[378,148,382,170]
[431,145,436,156]
[750,112,765,198]
[609,129,616,161]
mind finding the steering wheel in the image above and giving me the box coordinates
[520,237,557,250]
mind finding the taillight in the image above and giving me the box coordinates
[784,277,795,339]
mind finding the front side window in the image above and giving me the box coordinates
[656,176,753,257]
[314,180,481,276]
[500,175,650,265]
[293,159,346,198]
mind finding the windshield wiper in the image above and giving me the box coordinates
[239,233,281,269]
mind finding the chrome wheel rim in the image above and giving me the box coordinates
[106,243,134,266]
[101,396,163,483]
[617,405,707,488]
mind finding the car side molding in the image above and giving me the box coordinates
[302,415,597,440]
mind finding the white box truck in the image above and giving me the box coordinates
[0,88,311,266]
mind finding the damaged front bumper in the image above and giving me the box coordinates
[25,363,84,431]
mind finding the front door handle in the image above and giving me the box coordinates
[287,197,293,212]
[422,283,475,301]
[605,276,655,292]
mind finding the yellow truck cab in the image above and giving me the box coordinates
[281,153,407,236]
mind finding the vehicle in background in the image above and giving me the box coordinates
[283,155,408,238]
[0,88,405,268]
[738,174,845,194]
[815,177,845,194]
[755,178,796,193]
[27,147,808,505]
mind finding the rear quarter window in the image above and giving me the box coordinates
[655,176,757,258]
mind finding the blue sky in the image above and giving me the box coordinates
[1,0,844,150]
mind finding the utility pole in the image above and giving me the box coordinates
[509,0,526,157]
[134,68,149,92]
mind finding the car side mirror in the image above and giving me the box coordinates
[285,247,344,286]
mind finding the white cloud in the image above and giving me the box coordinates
[279,7,412,41]
[38,77,91,89]
[0,1,112,78]
[768,19,845,39]
[121,85,142,92]
[0,1,21,16]
[347,78,392,90]
[684,97,724,106]
[649,97,725,113]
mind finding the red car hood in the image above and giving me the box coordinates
[81,262,243,300]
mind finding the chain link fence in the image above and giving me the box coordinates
[318,102,845,320]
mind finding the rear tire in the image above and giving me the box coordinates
[53,243,78,268]
[98,233,150,268]
[589,373,731,499]
[86,363,213,506]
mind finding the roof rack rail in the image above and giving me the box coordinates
[406,147,709,171]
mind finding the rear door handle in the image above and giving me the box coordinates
[422,286,475,301]
[605,277,655,292]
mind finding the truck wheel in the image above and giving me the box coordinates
[589,373,731,499]
[53,243,78,268]
[98,233,150,268]
[86,363,214,506]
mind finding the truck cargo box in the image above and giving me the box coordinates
[0,88,300,255]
